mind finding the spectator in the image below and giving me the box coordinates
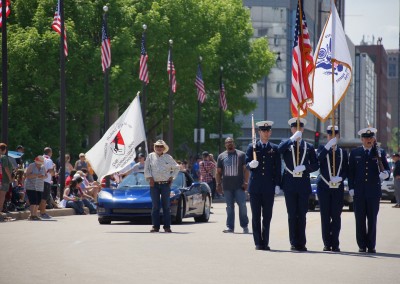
[73,173,97,214]
[65,170,77,187]
[199,151,217,200]
[75,170,100,203]
[24,156,46,221]
[74,153,88,171]
[0,143,13,220]
[15,145,24,168]
[191,156,201,181]
[392,153,400,208]
[132,153,146,173]
[39,147,56,219]
[61,177,86,215]
[144,140,180,233]
[64,154,74,178]
[215,137,250,234]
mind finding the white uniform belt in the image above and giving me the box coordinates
[320,175,341,187]
[284,166,294,176]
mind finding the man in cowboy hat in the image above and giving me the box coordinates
[278,118,319,251]
[144,140,180,233]
[245,121,281,250]
[316,125,348,252]
[348,127,390,253]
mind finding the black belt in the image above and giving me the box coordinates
[154,181,169,184]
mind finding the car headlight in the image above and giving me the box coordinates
[98,190,113,200]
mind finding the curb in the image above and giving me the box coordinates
[3,207,90,221]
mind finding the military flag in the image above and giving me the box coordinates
[309,0,352,121]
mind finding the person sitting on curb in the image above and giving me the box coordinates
[60,177,86,215]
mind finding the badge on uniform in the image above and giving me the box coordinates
[293,172,302,178]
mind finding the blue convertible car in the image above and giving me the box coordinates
[97,171,212,224]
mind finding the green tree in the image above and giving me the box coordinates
[1,0,274,162]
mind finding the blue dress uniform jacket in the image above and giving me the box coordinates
[278,139,319,249]
[245,141,281,249]
[348,146,390,251]
[317,145,348,250]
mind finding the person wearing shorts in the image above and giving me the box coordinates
[25,156,46,220]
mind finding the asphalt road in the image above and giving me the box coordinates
[0,196,399,284]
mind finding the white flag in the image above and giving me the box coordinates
[86,94,146,180]
[309,0,352,121]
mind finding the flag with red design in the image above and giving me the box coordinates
[195,63,206,103]
[167,49,176,93]
[0,0,11,28]
[51,0,68,56]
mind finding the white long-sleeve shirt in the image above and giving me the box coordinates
[144,152,180,182]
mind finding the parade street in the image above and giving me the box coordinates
[0,197,399,284]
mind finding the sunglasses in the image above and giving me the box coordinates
[155,145,164,148]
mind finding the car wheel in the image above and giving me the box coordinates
[98,217,111,225]
[174,197,185,224]
[348,203,354,212]
[194,195,211,223]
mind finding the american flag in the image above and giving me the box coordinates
[195,63,206,103]
[51,0,68,56]
[219,76,227,111]
[101,16,111,72]
[139,33,149,84]
[290,0,314,117]
[167,48,176,93]
[0,0,10,28]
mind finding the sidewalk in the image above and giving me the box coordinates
[2,207,90,221]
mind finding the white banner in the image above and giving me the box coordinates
[86,94,146,180]
[309,0,352,121]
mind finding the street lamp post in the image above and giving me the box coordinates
[103,5,110,187]
[168,39,174,155]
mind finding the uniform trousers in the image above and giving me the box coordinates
[249,191,274,247]
[317,187,344,249]
[284,190,309,248]
[353,195,380,250]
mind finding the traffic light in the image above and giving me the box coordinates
[314,131,320,147]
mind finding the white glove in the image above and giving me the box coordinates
[325,137,337,150]
[249,160,259,169]
[379,171,389,180]
[330,176,342,183]
[349,189,354,197]
[290,131,302,142]
[275,185,281,195]
[293,165,306,174]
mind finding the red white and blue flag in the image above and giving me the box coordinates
[51,0,68,56]
[139,33,149,84]
[290,0,314,117]
[0,0,10,28]
[195,63,206,103]
[167,49,176,93]
[219,76,227,111]
[101,17,111,72]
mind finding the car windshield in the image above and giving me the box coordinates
[117,172,184,190]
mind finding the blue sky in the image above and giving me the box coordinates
[345,0,399,50]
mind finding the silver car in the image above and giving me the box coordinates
[381,177,396,203]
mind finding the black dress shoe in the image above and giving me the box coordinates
[255,245,264,250]
[358,248,366,253]
[150,227,160,233]
[264,246,271,251]
[323,246,331,251]
[297,246,308,252]
[332,247,341,252]
[290,245,296,251]
[367,248,376,253]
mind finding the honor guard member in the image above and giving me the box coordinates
[245,121,282,251]
[348,127,390,253]
[316,125,348,252]
[278,118,319,251]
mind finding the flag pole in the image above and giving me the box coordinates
[59,0,67,197]
[141,24,147,132]
[103,6,110,187]
[1,0,8,144]
[196,57,203,157]
[331,0,336,177]
[218,66,224,154]
[296,106,300,166]
[168,39,174,155]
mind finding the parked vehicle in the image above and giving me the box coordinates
[97,171,211,224]
[381,176,396,203]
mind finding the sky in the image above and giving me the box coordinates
[345,0,399,50]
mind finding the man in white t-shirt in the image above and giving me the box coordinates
[39,147,55,219]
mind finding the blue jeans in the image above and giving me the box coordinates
[82,199,97,214]
[224,188,249,230]
[150,183,171,229]
[66,200,85,215]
